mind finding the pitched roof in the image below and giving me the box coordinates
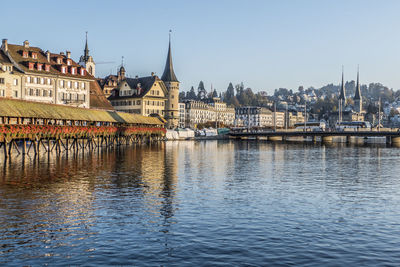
[0,98,163,125]
[354,69,362,100]
[0,50,11,64]
[6,43,93,79]
[90,80,115,110]
[161,41,178,82]
[108,75,164,100]
[339,69,346,101]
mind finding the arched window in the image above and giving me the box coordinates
[89,66,93,75]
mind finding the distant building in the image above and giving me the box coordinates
[178,102,185,128]
[98,66,126,98]
[354,68,363,114]
[235,106,285,128]
[0,49,22,99]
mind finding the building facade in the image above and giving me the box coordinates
[235,106,285,128]
[184,99,235,128]
[1,39,92,108]
[108,75,168,115]
[0,49,22,99]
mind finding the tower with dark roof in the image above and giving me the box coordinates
[162,31,180,129]
[338,67,346,122]
[354,66,362,113]
[79,32,96,76]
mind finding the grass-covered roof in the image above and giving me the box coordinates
[0,98,163,125]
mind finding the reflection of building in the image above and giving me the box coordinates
[235,106,285,128]
[1,39,93,108]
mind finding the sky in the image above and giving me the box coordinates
[2,0,400,94]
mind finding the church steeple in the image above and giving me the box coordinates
[83,31,89,62]
[354,66,361,100]
[339,66,346,101]
[161,31,178,82]
[354,65,362,113]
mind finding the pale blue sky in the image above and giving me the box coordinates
[2,0,400,93]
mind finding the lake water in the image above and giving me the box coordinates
[1,140,400,266]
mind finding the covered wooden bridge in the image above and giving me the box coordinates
[0,99,166,157]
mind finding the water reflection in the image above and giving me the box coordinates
[1,141,400,265]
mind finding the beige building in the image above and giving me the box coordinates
[109,75,168,115]
[0,50,22,99]
[1,39,93,108]
[235,106,285,128]
[184,99,236,128]
[108,38,180,128]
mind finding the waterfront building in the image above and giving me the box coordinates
[162,37,180,129]
[178,102,185,128]
[0,49,22,99]
[108,37,180,128]
[235,106,285,128]
[1,39,93,108]
[287,111,305,127]
[183,99,235,128]
[108,74,168,115]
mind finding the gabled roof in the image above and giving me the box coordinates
[161,40,178,82]
[0,50,11,64]
[354,69,362,100]
[90,80,114,110]
[6,43,94,79]
[108,75,167,100]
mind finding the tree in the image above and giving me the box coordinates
[225,82,235,105]
[187,86,197,99]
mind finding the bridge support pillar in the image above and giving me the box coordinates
[312,136,317,143]
[268,136,282,141]
[322,136,333,144]
[346,136,351,144]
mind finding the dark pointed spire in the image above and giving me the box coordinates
[354,65,361,100]
[84,31,89,61]
[161,30,178,82]
[339,65,346,101]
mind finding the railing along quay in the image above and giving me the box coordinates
[229,129,400,145]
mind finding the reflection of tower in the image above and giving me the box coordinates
[160,142,178,220]
[162,31,180,129]
[79,32,96,76]
[338,66,346,122]
[354,66,362,113]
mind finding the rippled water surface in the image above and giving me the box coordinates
[1,141,400,266]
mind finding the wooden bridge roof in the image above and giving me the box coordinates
[0,98,163,125]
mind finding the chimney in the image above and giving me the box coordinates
[23,40,29,48]
[46,50,50,62]
[66,51,71,59]
[2,39,8,52]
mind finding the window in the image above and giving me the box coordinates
[49,90,52,97]
[37,64,42,71]
[43,90,48,97]
[47,79,51,85]
[23,51,28,58]
[137,100,141,105]
[74,82,78,88]
[67,60,71,66]
[27,77,31,83]
[61,66,66,73]
[40,78,44,84]
[13,79,18,86]
[0,90,4,97]
[29,88,34,96]
[67,81,71,88]
[81,82,85,89]
[33,77,38,84]
[57,58,62,64]
[45,64,50,72]
[0,78,4,84]
[71,67,76,74]
[35,89,40,96]
[32,52,37,59]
